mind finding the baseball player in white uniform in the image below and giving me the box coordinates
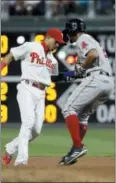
[59,18,114,165]
[1,28,65,166]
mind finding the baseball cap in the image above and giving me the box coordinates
[46,28,65,44]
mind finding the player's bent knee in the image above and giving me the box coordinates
[33,126,42,136]
[34,130,40,136]
[31,131,39,139]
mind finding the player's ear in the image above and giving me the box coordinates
[62,29,70,43]
[46,36,51,41]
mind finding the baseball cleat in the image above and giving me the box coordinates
[59,146,77,165]
[2,152,12,166]
[60,158,77,165]
[14,161,28,166]
[59,146,87,165]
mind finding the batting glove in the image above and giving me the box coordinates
[75,64,86,78]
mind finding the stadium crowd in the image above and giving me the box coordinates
[1,0,115,20]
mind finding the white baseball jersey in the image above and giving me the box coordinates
[10,42,59,86]
[74,33,112,75]
[7,41,59,165]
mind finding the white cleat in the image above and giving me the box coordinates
[14,161,28,166]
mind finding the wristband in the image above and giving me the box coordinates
[64,71,76,77]
[0,62,6,71]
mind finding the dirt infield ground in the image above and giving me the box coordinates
[2,157,114,182]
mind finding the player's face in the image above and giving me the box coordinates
[47,37,60,51]
[70,33,83,43]
[70,35,78,43]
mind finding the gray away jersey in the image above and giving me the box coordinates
[74,33,112,75]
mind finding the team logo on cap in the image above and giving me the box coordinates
[72,22,78,30]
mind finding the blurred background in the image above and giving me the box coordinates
[1,0,115,19]
[1,0,115,158]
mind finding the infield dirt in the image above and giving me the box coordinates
[2,157,114,182]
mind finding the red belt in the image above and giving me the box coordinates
[24,80,46,90]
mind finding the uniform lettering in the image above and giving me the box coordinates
[30,52,44,64]
[46,59,53,69]
[30,52,53,69]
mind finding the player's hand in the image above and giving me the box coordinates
[75,64,86,77]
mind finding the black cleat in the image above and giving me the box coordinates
[59,146,87,165]
[59,146,77,165]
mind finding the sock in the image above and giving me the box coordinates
[65,114,82,148]
[80,123,88,140]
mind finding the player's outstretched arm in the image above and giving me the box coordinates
[0,53,14,71]
[0,42,29,72]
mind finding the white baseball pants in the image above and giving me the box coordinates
[6,81,45,165]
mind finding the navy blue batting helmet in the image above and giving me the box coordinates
[65,18,86,36]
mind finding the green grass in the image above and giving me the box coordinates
[1,127,114,157]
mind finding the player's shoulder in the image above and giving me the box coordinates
[77,33,95,48]
[21,41,40,49]
[29,42,45,53]
[29,41,42,48]
[78,33,92,42]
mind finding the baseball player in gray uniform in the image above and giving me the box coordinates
[59,18,114,165]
